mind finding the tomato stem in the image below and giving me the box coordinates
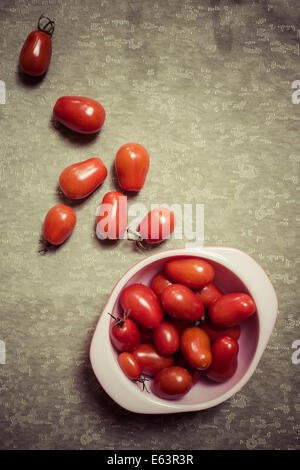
[135,376,150,393]
[38,237,51,254]
[107,309,131,327]
[38,14,55,37]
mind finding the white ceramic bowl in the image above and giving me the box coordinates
[90,247,278,414]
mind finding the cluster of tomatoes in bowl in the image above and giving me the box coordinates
[110,257,256,400]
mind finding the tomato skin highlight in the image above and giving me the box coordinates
[19,30,52,76]
[133,344,174,376]
[195,282,223,307]
[59,158,107,200]
[115,143,150,191]
[152,366,193,400]
[43,204,76,245]
[209,293,256,328]
[181,327,212,370]
[201,319,241,343]
[165,257,215,289]
[110,317,141,352]
[161,284,204,322]
[206,336,239,382]
[153,320,180,356]
[138,208,175,244]
[120,284,164,329]
[53,96,106,134]
[96,191,128,240]
[150,271,172,298]
[118,352,141,380]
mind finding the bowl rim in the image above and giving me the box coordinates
[90,246,278,414]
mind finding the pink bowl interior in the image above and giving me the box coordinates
[109,255,259,406]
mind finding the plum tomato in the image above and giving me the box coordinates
[150,271,172,298]
[165,257,215,289]
[206,336,239,382]
[118,352,141,380]
[19,15,55,76]
[137,208,175,245]
[109,314,140,352]
[161,284,204,322]
[53,96,105,134]
[201,319,241,343]
[59,158,107,200]
[152,366,193,400]
[96,191,128,240]
[115,143,150,192]
[181,327,212,370]
[43,204,76,245]
[153,320,180,356]
[209,293,256,328]
[195,282,223,307]
[120,284,164,329]
[132,344,174,376]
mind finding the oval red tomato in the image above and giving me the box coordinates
[201,319,241,343]
[118,352,141,380]
[153,320,180,356]
[133,344,174,376]
[209,293,256,328]
[53,96,106,134]
[152,366,192,400]
[19,15,54,76]
[115,143,150,191]
[109,316,140,352]
[161,284,204,321]
[138,208,175,244]
[150,271,173,298]
[195,282,223,307]
[96,191,128,240]
[206,336,239,382]
[165,257,215,289]
[43,204,76,245]
[120,284,164,329]
[59,158,107,200]
[181,327,212,370]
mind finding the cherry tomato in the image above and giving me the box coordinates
[96,191,128,240]
[165,257,215,289]
[153,320,180,356]
[109,315,140,352]
[118,352,141,380]
[133,344,174,376]
[209,293,256,328]
[152,366,192,400]
[19,15,54,77]
[137,208,175,244]
[120,284,164,329]
[59,158,107,200]
[53,96,105,134]
[115,143,150,191]
[206,336,239,382]
[201,319,241,343]
[181,327,212,370]
[161,284,204,321]
[150,271,172,298]
[43,204,76,245]
[195,282,223,307]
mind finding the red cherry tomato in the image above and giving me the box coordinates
[201,319,241,343]
[43,204,76,245]
[152,366,192,400]
[115,143,150,191]
[118,352,141,380]
[165,257,215,289]
[53,96,105,134]
[137,208,175,244]
[195,282,223,307]
[59,158,107,200]
[109,315,140,352]
[161,284,204,322]
[19,15,54,76]
[153,320,180,356]
[120,284,164,329]
[206,336,239,382]
[181,327,212,370]
[209,293,256,328]
[150,271,172,298]
[133,344,174,376]
[96,191,128,240]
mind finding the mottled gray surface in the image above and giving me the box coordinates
[0,0,299,450]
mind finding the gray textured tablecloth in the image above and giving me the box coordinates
[0,0,299,450]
